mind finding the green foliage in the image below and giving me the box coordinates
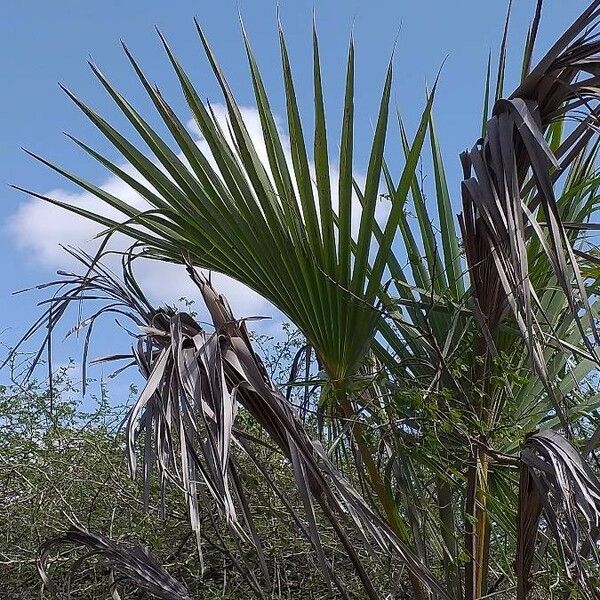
[0,360,400,599]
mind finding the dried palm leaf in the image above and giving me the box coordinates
[517,430,600,599]
[17,248,451,600]
[38,523,192,600]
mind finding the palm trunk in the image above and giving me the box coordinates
[464,447,490,600]
[464,455,477,600]
[475,455,490,597]
[338,394,429,600]
[437,477,461,598]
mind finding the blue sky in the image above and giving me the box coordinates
[0,1,591,394]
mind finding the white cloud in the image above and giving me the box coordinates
[6,185,270,317]
[6,105,275,318]
[6,103,389,324]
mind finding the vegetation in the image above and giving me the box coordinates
[0,357,385,599]
[6,1,600,599]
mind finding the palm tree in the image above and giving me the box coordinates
[14,1,600,598]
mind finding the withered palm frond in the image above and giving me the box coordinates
[21,247,451,600]
[516,430,600,600]
[460,0,600,426]
[38,523,192,600]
